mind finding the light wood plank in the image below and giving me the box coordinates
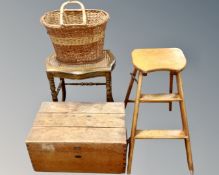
[132,48,187,73]
[34,113,125,128]
[135,130,187,139]
[140,93,182,102]
[26,127,126,144]
[39,102,125,114]
[27,143,126,153]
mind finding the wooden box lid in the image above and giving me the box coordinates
[26,102,126,144]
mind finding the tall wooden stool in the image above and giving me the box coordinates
[46,50,115,102]
[125,48,194,174]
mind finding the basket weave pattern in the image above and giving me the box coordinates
[41,9,109,64]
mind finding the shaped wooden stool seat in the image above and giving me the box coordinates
[125,48,194,174]
[132,48,186,73]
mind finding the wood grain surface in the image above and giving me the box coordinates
[26,102,127,173]
[34,113,125,128]
[39,102,125,114]
[132,48,186,73]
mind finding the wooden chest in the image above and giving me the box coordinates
[26,102,127,173]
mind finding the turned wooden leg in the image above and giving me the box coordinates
[169,72,174,111]
[105,72,114,102]
[124,68,137,108]
[127,71,143,174]
[176,73,194,174]
[47,72,58,102]
[60,78,66,102]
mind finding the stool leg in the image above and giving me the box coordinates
[176,73,194,174]
[127,71,143,174]
[105,72,114,102]
[47,72,58,102]
[124,68,137,108]
[60,78,66,102]
[169,72,174,111]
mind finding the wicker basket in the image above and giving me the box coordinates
[41,1,109,64]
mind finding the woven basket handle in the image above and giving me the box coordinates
[60,0,87,25]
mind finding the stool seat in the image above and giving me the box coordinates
[132,48,187,73]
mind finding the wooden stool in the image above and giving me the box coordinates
[125,48,194,174]
[46,50,115,102]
